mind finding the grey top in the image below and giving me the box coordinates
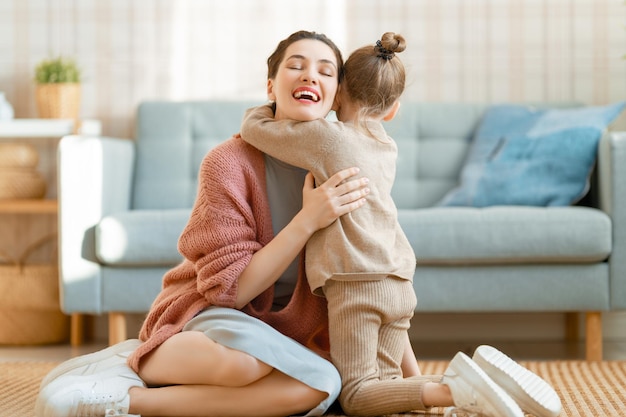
[265,154,307,307]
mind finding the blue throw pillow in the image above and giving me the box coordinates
[438,102,626,207]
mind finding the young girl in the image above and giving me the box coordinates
[240,32,561,417]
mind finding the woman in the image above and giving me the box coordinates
[36,30,367,417]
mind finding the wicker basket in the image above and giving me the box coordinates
[35,83,81,120]
[0,143,39,169]
[0,234,69,345]
[0,168,46,199]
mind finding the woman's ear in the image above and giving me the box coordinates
[267,79,276,101]
[383,101,401,122]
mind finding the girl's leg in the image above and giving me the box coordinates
[129,369,327,417]
[139,331,272,387]
[326,279,434,415]
[401,331,422,377]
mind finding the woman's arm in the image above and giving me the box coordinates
[235,167,369,307]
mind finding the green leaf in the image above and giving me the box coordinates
[34,57,81,83]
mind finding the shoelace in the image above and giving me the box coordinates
[75,390,126,416]
[443,405,486,417]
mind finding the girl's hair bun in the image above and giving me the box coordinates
[376,32,406,60]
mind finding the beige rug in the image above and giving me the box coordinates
[2,360,625,417]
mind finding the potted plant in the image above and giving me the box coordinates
[34,57,81,120]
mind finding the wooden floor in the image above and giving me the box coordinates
[1,339,625,362]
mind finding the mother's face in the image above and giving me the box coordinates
[267,39,340,121]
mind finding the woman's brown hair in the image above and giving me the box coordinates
[267,30,344,81]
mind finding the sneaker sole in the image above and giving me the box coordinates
[445,352,524,417]
[473,345,562,417]
[39,339,142,389]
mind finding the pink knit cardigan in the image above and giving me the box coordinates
[127,136,330,372]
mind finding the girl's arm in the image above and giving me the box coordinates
[240,104,345,171]
[235,168,369,307]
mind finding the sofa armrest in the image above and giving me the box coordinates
[58,135,135,314]
[598,132,626,309]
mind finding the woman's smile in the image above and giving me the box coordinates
[293,86,320,103]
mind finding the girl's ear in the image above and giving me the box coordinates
[383,101,401,121]
[267,79,276,101]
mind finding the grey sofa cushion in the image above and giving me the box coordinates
[386,102,487,209]
[132,101,259,210]
[400,206,611,264]
[96,209,190,266]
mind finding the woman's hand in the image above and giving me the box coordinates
[296,167,370,234]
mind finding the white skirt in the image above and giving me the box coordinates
[183,307,341,416]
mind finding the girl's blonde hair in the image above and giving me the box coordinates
[343,32,406,133]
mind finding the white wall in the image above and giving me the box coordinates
[1,0,625,138]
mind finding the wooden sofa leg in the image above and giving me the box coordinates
[564,312,580,341]
[585,311,603,361]
[70,313,84,346]
[108,312,127,346]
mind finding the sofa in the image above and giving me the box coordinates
[58,100,626,360]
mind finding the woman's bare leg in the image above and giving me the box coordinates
[139,331,272,387]
[134,331,330,416]
[128,369,327,417]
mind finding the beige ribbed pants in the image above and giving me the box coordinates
[324,278,440,416]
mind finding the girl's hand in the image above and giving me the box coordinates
[297,167,369,234]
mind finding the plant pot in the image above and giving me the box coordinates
[35,83,81,119]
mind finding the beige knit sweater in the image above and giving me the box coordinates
[241,104,416,295]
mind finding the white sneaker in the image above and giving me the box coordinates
[35,339,144,417]
[442,351,524,417]
[39,339,142,389]
[473,345,562,417]
[36,365,143,416]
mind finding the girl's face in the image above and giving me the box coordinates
[267,39,340,121]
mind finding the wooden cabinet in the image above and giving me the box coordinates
[0,199,58,214]
[0,119,100,344]
[0,118,100,212]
